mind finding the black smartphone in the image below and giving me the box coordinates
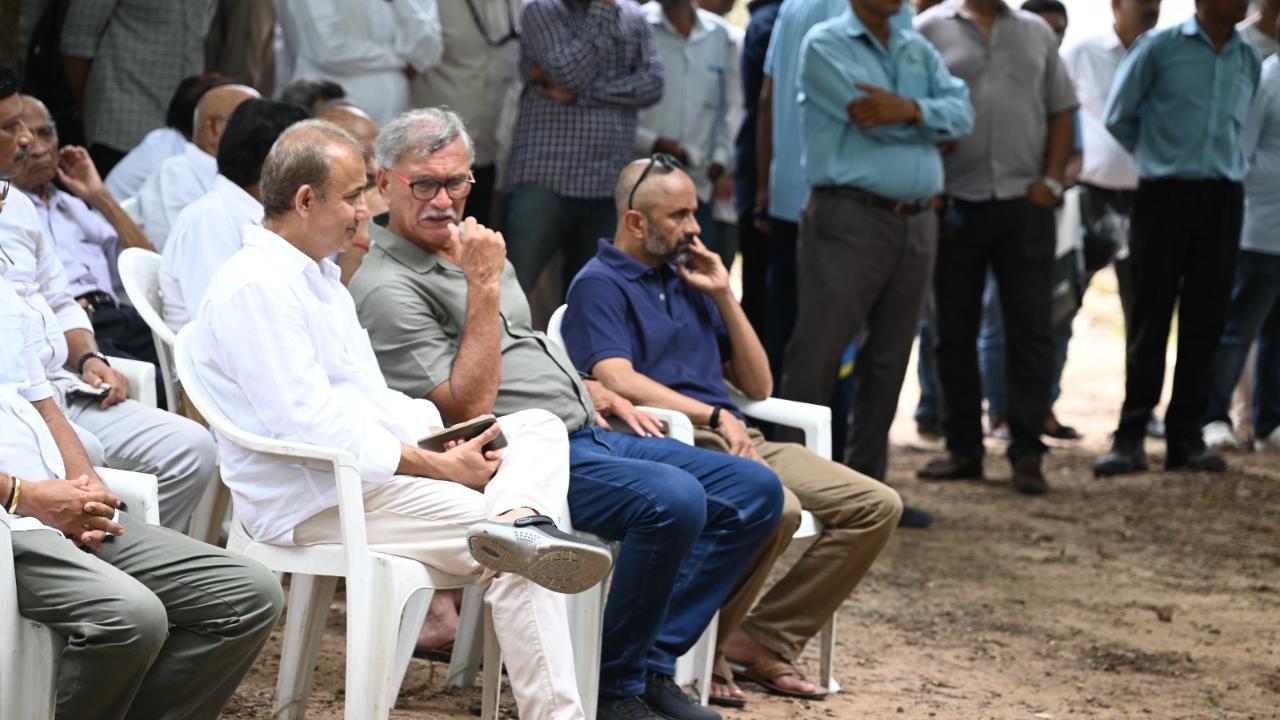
[607,416,670,437]
[418,415,509,453]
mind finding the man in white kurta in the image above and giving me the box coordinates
[189,120,604,720]
[276,0,443,125]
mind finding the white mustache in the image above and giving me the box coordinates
[419,208,457,222]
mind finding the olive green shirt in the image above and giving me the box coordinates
[350,221,595,430]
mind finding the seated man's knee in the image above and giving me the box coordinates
[735,460,786,529]
[88,585,170,658]
[777,487,803,537]
[171,415,218,480]
[239,561,286,634]
[643,467,708,544]
[499,408,569,449]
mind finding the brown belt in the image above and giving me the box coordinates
[814,186,936,216]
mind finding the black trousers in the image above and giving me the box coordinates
[764,218,799,388]
[90,301,166,405]
[1078,183,1137,322]
[935,198,1056,461]
[737,206,769,338]
[1116,179,1242,446]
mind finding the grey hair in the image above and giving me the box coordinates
[260,119,364,218]
[374,107,474,169]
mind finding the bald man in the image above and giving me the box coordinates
[13,96,164,389]
[134,84,259,248]
[319,100,385,282]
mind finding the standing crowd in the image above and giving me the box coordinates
[2,0,1277,718]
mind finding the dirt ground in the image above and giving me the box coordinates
[221,277,1280,719]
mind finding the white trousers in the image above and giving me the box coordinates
[293,408,584,720]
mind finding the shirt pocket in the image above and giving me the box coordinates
[895,48,932,99]
[692,59,725,110]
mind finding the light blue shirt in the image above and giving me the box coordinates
[1241,55,1280,255]
[799,10,972,200]
[1104,17,1261,182]
[764,0,911,221]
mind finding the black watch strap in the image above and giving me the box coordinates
[77,351,109,374]
[709,406,723,430]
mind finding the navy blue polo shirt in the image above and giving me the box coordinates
[563,239,740,418]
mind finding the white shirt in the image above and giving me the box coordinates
[1240,20,1280,60]
[104,127,188,201]
[0,276,64,535]
[410,0,520,168]
[1241,55,1280,256]
[1063,30,1140,191]
[636,5,740,202]
[0,191,90,395]
[161,176,264,331]
[277,0,443,125]
[135,142,219,251]
[191,226,442,544]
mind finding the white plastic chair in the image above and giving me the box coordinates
[1,468,162,720]
[118,247,229,546]
[547,304,840,704]
[174,326,501,720]
[119,195,141,224]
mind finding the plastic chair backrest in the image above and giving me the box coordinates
[118,247,179,412]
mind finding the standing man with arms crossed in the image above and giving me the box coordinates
[782,0,973,487]
[505,0,664,302]
[1095,0,1260,476]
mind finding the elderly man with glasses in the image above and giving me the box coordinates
[350,107,785,720]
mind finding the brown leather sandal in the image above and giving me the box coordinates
[709,657,747,709]
[729,658,828,700]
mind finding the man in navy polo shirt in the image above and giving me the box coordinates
[563,158,902,705]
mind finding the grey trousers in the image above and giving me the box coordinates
[779,188,937,480]
[11,512,283,720]
[65,396,215,533]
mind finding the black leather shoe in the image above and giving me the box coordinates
[898,504,935,528]
[1011,454,1049,495]
[1166,444,1227,473]
[917,453,983,480]
[645,672,721,720]
[1093,438,1149,477]
[600,696,662,720]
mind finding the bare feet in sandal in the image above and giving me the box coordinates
[723,630,823,697]
[709,657,747,708]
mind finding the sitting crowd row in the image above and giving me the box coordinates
[0,60,902,720]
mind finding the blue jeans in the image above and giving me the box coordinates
[565,428,784,699]
[915,294,945,426]
[1203,249,1280,437]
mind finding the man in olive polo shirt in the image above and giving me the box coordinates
[349,108,785,720]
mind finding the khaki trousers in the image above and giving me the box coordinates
[695,426,902,661]
[292,409,585,720]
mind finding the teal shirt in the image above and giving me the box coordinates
[798,9,973,200]
[1104,17,1262,182]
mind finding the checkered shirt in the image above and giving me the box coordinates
[508,0,663,199]
[61,0,216,153]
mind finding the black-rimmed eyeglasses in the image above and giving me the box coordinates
[389,170,475,202]
[0,177,9,202]
[627,153,684,210]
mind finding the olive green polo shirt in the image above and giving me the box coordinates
[350,221,596,430]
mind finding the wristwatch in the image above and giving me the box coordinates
[77,351,110,374]
[708,406,724,431]
[1039,176,1065,199]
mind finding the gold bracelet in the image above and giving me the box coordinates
[6,475,21,514]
